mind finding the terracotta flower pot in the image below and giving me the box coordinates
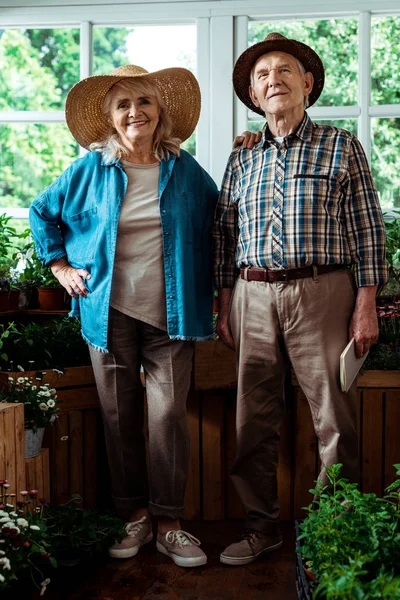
[38,287,66,311]
[8,289,20,311]
[0,290,10,312]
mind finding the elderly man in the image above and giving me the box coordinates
[214,32,387,566]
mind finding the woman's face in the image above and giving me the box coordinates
[108,84,160,149]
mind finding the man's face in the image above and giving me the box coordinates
[249,51,313,117]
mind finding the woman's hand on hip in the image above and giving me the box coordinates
[50,257,91,299]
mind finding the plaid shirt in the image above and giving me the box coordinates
[213,113,388,289]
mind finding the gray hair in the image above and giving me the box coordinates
[90,78,181,163]
[250,55,310,109]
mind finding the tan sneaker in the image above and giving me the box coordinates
[220,528,283,566]
[109,516,153,559]
[156,529,207,567]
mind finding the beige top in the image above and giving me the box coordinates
[110,160,167,331]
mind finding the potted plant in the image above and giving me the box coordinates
[296,463,400,599]
[0,370,62,458]
[37,267,67,311]
[379,210,400,300]
[0,214,18,312]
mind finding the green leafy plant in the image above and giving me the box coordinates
[297,464,400,599]
[0,370,62,431]
[0,214,18,292]
[41,495,125,563]
[0,318,90,372]
[380,211,400,298]
[0,322,18,364]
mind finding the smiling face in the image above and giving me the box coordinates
[107,80,160,150]
[249,51,313,119]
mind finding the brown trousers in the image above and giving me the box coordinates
[229,268,359,534]
[89,307,193,519]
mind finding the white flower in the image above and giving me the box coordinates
[0,574,5,583]
[17,377,25,383]
[30,525,40,531]
[39,403,49,411]
[31,385,37,390]
[0,511,7,518]
[24,377,29,381]
[0,557,11,570]
[47,399,55,408]
[5,504,13,509]
[8,512,18,518]
[0,550,4,556]
[16,518,28,527]
[7,377,13,382]
[60,436,69,441]
[17,365,24,372]
[0,517,9,524]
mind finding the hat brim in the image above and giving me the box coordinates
[233,38,325,115]
[65,67,201,148]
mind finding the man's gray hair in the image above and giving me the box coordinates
[250,55,310,109]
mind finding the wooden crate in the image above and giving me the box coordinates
[25,447,50,500]
[0,403,26,495]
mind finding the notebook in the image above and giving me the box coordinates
[340,338,369,393]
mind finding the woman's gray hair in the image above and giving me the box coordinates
[90,78,181,163]
[250,55,310,109]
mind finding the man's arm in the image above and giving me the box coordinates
[213,155,239,349]
[345,137,388,357]
[349,286,379,358]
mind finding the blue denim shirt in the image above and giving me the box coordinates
[29,150,219,351]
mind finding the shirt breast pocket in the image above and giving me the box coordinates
[293,172,342,216]
[65,206,99,261]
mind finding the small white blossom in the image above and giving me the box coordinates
[8,512,18,518]
[39,403,49,411]
[0,574,5,583]
[7,377,13,382]
[0,550,4,556]
[0,511,7,518]
[60,436,69,441]
[0,517,9,524]
[31,385,37,390]
[30,525,40,531]
[17,365,24,372]
[0,557,11,570]
[47,399,55,408]
[5,504,13,508]
[16,518,28,527]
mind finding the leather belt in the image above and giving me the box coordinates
[239,264,344,283]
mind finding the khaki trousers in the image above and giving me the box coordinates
[89,307,193,519]
[229,268,358,534]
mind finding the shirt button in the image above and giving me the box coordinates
[168,274,172,278]
[162,210,166,214]
[278,175,283,182]
[169,295,174,299]
[165,232,170,235]
[167,252,171,255]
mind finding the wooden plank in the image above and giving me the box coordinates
[0,410,5,480]
[194,340,237,390]
[53,412,69,503]
[202,391,225,519]
[362,389,384,496]
[384,390,400,491]
[184,390,201,520]
[293,389,317,519]
[42,447,51,501]
[0,366,95,389]
[56,387,100,411]
[69,410,84,498]
[358,371,400,388]
[225,394,245,519]
[83,410,97,508]
[3,404,16,494]
[14,404,25,495]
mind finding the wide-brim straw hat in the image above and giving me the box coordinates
[65,65,201,148]
[233,32,325,115]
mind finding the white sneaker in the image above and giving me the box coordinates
[109,516,153,559]
[156,529,207,567]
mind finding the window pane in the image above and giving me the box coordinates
[0,29,80,110]
[248,19,358,108]
[371,16,400,105]
[93,25,196,74]
[371,118,400,210]
[0,124,79,209]
[93,25,197,156]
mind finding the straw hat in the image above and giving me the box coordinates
[65,65,201,148]
[233,32,325,115]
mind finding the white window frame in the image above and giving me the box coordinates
[0,1,399,217]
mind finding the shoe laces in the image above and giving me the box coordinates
[165,529,201,548]
[237,529,264,544]
[125,516,147,537]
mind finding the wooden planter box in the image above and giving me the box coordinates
[0,403,26,494]
[25,447,50,501]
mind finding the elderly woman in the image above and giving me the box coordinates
[29,65,218,568]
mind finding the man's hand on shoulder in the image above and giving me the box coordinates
[349,286,379,358]
[233,130,262,150]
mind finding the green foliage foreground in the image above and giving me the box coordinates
[298,464,400,599]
